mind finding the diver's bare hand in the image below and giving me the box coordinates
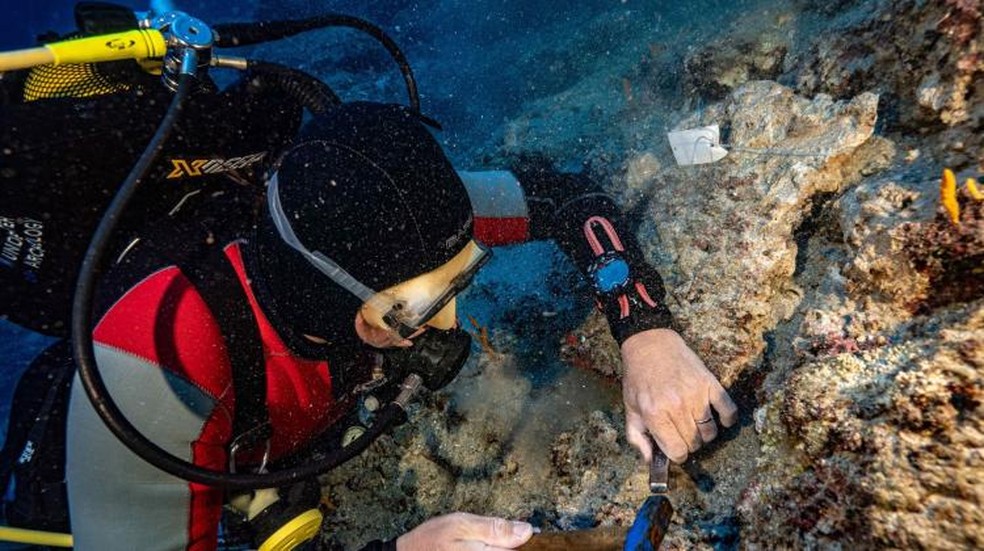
[396,513,534,551]
[620,328,738,464]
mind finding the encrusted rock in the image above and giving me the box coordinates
[790,0,983,168]
[633,80,887,386]
[683,27,790,102]
[741,301,984,549]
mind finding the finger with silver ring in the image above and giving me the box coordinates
[674,410,703,453]
[695,409,718,443]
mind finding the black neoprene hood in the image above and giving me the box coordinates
[253,102,473,348]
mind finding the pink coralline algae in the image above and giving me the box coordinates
[809,331,862,357]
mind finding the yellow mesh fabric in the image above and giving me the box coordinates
[23,63,130,102]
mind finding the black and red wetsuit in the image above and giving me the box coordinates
[68,241,341,549]
[0,65,673,547]
[62,161,674,550]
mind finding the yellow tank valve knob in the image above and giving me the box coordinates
[257,508,324,551]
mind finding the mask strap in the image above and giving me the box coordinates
[267,174,395,315]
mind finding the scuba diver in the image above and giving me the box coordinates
[0,4,738,551]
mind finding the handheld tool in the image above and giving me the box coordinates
[623,437,674,551]
[520,436,674,551]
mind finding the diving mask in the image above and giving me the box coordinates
[268,173,491,338]
[359,239,490,336]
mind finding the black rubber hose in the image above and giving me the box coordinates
[248,60,341,115]
[72,71,194,481]
[71,69,405,490]
[213,15,421,113]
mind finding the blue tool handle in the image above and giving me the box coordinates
[623,495,674,551]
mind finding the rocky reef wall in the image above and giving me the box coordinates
[565,0,983,548]
[308,0,982,548]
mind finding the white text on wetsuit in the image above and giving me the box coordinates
[0,216,46,272]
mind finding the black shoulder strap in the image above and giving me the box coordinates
[179,244,271,460]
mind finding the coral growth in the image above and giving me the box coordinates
[743,301,984,549]
[466,315,499,357]
[739,457,875,549]
[938,0,982,48]
[941,168,961,224]
[792,0,983,168]
[634,80,886,385]
[548,410,641,530]
[683,28,789,103]
[807,330,862,357]
[902,171,984,310]
[558,310,622,379]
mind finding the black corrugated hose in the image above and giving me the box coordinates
[214,14,421,114]
[248,60,340,115]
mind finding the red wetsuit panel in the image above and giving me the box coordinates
[93,267,234,549]
[90,242,341,549]
[93,266,234,401]
[225,244,341,461]
[474,216,529,246]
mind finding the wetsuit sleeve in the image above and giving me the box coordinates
[461,163,675,345]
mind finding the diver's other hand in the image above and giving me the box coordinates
[396,513,534,551]
[621,328,738,464]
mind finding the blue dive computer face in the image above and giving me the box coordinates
[591,253,631,294]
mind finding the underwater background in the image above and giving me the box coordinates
[2,0,982,549]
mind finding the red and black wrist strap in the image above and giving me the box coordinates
[508,162,675,343]
[579,212,675,344]
[583,215,660,319]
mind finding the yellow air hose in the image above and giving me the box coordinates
[0,526,73,547]
[0,29,166,72]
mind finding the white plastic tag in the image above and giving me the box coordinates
[667,125,729,166]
